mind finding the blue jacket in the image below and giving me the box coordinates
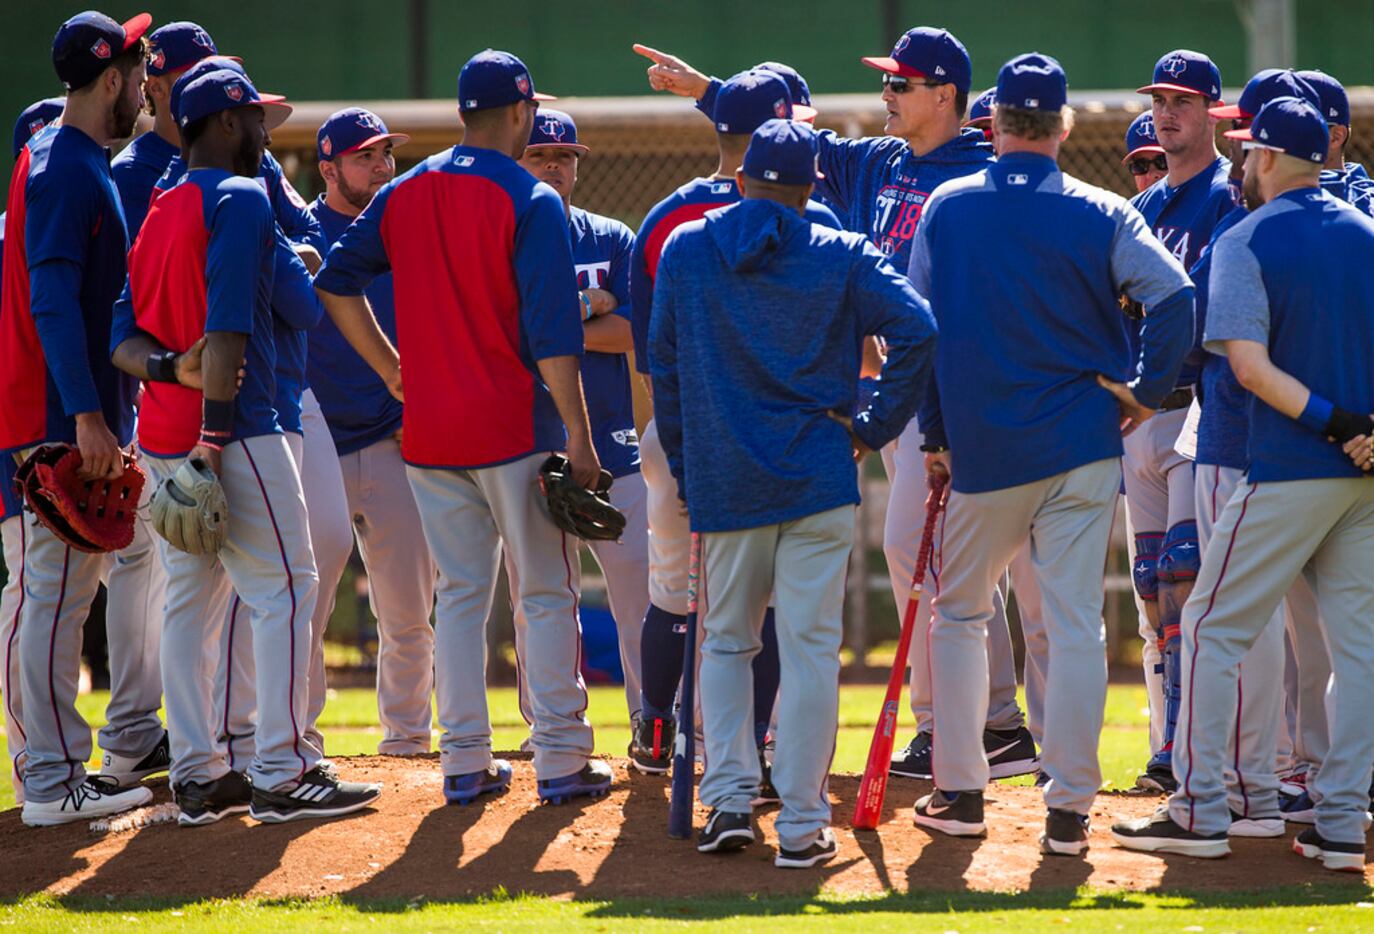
[910,153,1194,494]
[649,198,935,533]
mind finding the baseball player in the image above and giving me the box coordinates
[306,107,436,755]
[111,65,381,824]
[1123,112,1167,193]
[1298,70,1374,214]
[111,21,222,240]
[909,53,1193,854]
[1181,69,1325,836]
[1112,97,1374,872]
[0,97,67,808]
[0,11,166,827]
[1125,49,1233,793]
[651,118,936,867]
[512,109,648,724]
[315,49,612,806]
[623,67,839,782]
[964,88,995,137]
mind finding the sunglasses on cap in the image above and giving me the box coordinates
[882,73,945,94]
[1127,154,1168,175]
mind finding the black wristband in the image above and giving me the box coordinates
[147,350,180,384]
[202,398,235,436]
[1323,406,1374,445]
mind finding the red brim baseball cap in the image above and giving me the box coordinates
[860,56,929,79]
[1209,102,1246,119]
[525,141,589,154]
[793,103,818,122]
[1121,144,1166,163]
[1222,126,1256,142]
[533,92,556,102]
[122,12,152,48]
[342,131,411,154]
[259,98,293,131]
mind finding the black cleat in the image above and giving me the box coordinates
[752,744,780,806]
[249,765,381,823]
[1292,827,1365,872]
[1111,806,1229,858]
[175,771,253,827]
[985,726,1040,779]
[889,732,933,780]
[914,788,986,837]
[1041,808,1090,856]
[697,808,754,853]
[775,827,838,868]
[628,713,674,775]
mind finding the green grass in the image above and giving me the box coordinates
[1,683,1155,814]
[6,887,1374,933]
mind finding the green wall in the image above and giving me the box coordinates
[3,0,1372,175]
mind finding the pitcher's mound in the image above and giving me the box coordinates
[0,755,1365,899]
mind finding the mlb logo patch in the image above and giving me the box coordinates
[91,38,112,59]
[1024,98,1039,107]
[456,155,475,167]
[764,169,779,180]
[225,83,243,102]
[321,135,332,157]
[515,73,531,96]
[1007,173,1029,185]
[465,99,478,109]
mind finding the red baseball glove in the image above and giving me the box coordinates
[13,444,145,553]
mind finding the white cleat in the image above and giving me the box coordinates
[22,777,154,827]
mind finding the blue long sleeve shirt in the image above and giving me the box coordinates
[649,198,935,533]
[909,153,1193,495]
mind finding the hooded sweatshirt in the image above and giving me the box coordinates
[649,198,935,533]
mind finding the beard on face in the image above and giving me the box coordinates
[111,84,141,139]
[1241,166,1263,211]
[233,126,265,178]
[335,169,377,212]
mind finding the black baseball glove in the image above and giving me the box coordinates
[538,454,626,542]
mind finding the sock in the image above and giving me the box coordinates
[638,603,687,719]
[752,608,780,748]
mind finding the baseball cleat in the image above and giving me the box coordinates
[776,827,838,869]
[1110,806,1230,858]
[98,730,171,788]
[1277,766,1308,798]
[175,771,253,827]
[1229,810,1285,838]
[1135,750,1178,794]
[1292,827,1365,872]
[697,808,754,853]
[21,776,153,827]
[628,713,673,775]
[889,732,933,780]
[751,745,780,807]
[985,726,1040,779]
[1041,808,1091,856]
[914,789,986,837]
[443,760,512,806]
[248,765,381,823]
[537,759,613,805]
[1279,790,1316,823]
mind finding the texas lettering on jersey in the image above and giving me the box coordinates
[872,178,930,257]
[1153,226,1193,265]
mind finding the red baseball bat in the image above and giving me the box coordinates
[851,473,947,830]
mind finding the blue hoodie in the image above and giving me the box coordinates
[649,198,935,533]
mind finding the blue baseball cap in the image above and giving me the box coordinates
[753,62,818,121]
[996,53,1067,113]
[1122,112,1164,162]
[526,108,588,154]
[1296,70,1350,126]
[12,97,63,158]
[175,68,292,132]
[171,57,284,126]
[458,49,554,113]
[743,118,824,186]
[1139,49,1222,101]
[965,87,995,127]
[862,26,972,94]
[713,69,793,135]
[317,107,409,162]
[1224,96,1328,165]
[52,10,152,91]
[147,21,228,77]
[1211,69,1318,120]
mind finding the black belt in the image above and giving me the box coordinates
[1157,387,1194,412]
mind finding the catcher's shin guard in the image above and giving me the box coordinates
[1156,520,1199,752]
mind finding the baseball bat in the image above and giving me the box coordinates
[668,532,702,838]
[851,473,947,830]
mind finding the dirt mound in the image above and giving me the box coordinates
[0,754,1365,900]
